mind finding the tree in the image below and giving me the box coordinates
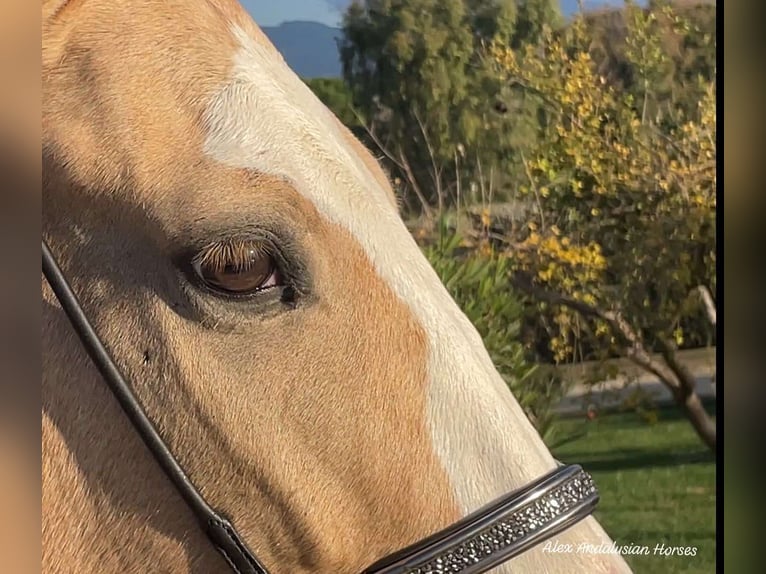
[512,0,562,48]
[339,0,560,216]
[340,0,474,214]
[583,0,716,121]
[489,0,716,449]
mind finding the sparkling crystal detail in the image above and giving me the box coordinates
[403,470,597,574]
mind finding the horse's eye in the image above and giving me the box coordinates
[192,240,281,295]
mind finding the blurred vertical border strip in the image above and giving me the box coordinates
[722,0,762,569]
[0,0,42,572]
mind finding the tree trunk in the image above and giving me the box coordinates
[659,340,716,451]
[678,390,716,450]
[508,276,717,452]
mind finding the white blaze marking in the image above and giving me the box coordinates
[203,24,629,573]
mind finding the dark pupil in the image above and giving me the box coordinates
[203,253,272,292]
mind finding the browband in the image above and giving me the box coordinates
[362,464,598,573]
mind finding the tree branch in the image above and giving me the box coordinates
[511,273,716,450]
[397,145,434,219]
[696,284,717,326]
[412,107,444,214]
[351,106,405,171]
[520,151,546,231]
[351,107,433,219]
[513,276,674,382]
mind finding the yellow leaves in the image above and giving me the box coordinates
[691,192,715,209]
[485,0,715,364]
[564,79,579,95]
[516,232,607,286]
[673,327,684,346]
[570,178,584,196]
[478,241,493,257]
[549,335,571,364]
[613,143,630,159]
[480,208,491,228]
[537,265,555,282]
[489,42,519,76]
[580,293,597,306]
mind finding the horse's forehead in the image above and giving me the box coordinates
[203,21,404,248]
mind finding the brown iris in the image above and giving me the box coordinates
[192,239,280,295]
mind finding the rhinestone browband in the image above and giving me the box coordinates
[362,465,599,574]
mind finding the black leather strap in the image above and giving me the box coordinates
[42,240,269,574]
[44,237,599,574]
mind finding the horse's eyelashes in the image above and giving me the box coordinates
[194,239,271,271]
[191,239,282,296]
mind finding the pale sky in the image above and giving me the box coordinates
[241,1,641,28]
[240,0,343,27]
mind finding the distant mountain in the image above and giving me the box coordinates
[303,0,638,17]
[261,21,342,79]
[259,2,647,79]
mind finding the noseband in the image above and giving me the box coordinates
[43,239,599,574]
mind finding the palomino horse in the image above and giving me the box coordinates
[42,1,633,572]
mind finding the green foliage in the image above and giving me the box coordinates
[303,77,360,129]
[341,0,474,159]
[334,0,713,218]
[423,219,566,436]
[339,0,560,213]
[584,0,716,122]
[331,0,717,442]
[512,0,563,48]
[464,0,518,49]
[490,1,716,363]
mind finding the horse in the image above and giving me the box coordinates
[41,1,633,572]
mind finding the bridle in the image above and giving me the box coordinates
[43,238,600,574]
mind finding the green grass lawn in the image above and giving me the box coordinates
[546,403,716,574]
